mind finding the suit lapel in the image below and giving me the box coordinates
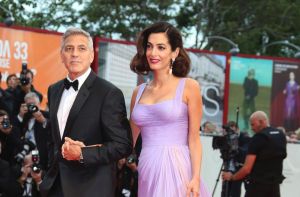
[62,72,97,139]
[51,81,65,143]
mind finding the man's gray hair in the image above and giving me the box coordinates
[61,27,93,51]
[24,92,40,104]
[250,111,269,125]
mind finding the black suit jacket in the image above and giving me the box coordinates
[40,71,132,197]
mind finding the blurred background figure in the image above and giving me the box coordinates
[242,68,258,130]
[212,121,250,197]
[222,111,286,197]
[18,153,43,197]
[0,109,22,165]
[201,121,217,135]
[5,74,21,117]
[283,71,300,131]
[14,92,49,171]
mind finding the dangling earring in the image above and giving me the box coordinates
[169,58,175,75]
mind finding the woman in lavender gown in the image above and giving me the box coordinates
[283,71,300,130]
[129,22,211,197]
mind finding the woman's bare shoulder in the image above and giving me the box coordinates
[185,78,201,91]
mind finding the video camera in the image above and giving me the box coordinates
[31,150,41,173]
[20,63,30,86]
[212,123,239,161]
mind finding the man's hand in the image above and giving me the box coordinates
[31,170,42,184]
[32,111,46,124]
[62,137,85,161]
[222,171,234,181]
[19,103,28,118]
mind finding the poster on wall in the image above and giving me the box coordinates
[97,40,137,114]
[271,61,300,132]
[188,51,226,129]
[228,57,273,132]
[0,26,66,108]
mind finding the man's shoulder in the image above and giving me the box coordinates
[93,76,119,91]
[49,79,64,89]
[261,127,282,135]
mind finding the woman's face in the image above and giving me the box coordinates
[289,72,295,80]
[146,32,178,72]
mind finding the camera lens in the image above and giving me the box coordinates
[27,104,39,113]
[1,118,10,129]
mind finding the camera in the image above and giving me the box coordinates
[20,63,30,86]
[126,154,137,164]
[212,122,239,161]
[27,103,39,113]
[1,117,11,129]
[15,140,35,164]
[31,150,41,173]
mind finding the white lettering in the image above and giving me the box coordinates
[202,85,220,117]
[14,41,28,60]
[0,40,11,58]
[0,58,10,68]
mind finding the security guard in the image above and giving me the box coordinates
[222,111,287,197]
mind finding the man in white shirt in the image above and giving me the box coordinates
[40,27,132,197]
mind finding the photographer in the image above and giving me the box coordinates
[116,134,142,197]
[116,154,138,197]
[18,153,43,197]
[222,111,287,197]
[14,66,43,116]
[20,69,43,102]
[15,92,50,171]
[220,121,250,197]
[0,72,15,117]
[0,141,23,197]
[0,109,22,164]
[5,74,22,117]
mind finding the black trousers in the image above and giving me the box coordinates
[48,175,64,197]
[245,182,280,197]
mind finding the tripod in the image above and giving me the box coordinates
[212,158,234,197]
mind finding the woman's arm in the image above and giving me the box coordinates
[185,78,203,196]
[130,86,141,147]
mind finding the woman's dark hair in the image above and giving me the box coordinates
[0,109,8,117]
[130,21,190,77]
[6,74,17,84]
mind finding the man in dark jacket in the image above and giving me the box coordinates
[223,111,287,197]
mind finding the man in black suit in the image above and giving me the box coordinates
[40,27,132,197]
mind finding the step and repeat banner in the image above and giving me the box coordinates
[0,26,67,108]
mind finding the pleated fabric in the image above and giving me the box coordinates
[131,78,211,197]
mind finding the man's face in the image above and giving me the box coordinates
[250,118,262,133]
[25,97,39,107]
[7,76,18,88]
[25,72,33,84]
[61,34,94,80]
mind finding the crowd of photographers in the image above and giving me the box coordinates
[0,65,50,197]
[0,66,140,197]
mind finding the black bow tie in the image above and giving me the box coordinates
[64,79,79,91]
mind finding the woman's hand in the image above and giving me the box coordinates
[186,177,200,197]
